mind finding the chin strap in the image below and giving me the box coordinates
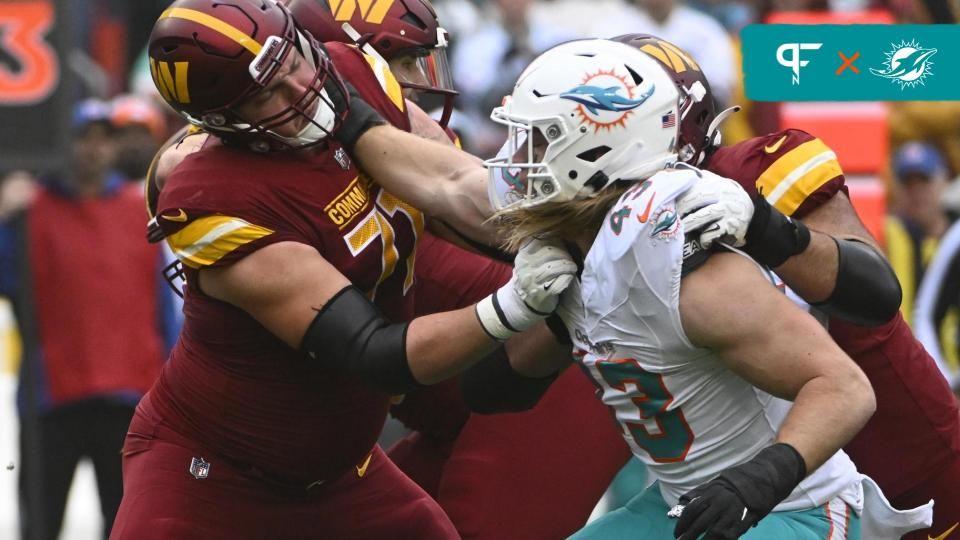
[698,105,741,164]
[341,22,390,67]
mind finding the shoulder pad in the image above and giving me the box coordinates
[324,42,409,130]
[754,129,844,217]
[709,129,845,217]
[599,167,700,261]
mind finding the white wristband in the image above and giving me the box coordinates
[476,281,549,341]
[475,294,518,341]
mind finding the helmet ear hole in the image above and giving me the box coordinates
[400,11,427,29]
[576,145,612,163]
[697,109,709,127]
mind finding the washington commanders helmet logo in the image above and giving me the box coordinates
[329,0,396,24]
[560,69,654,132]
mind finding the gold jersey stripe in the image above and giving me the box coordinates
[160,7,262,56]
[165,215,273,269]
[346,212,381,254]
[373,212,399,298]
[362,53,405,111]
[757,138,843,216]
[379,191,424,293]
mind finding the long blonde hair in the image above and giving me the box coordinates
[494,182,632,252]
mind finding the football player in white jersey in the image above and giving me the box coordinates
[485,39,933,540]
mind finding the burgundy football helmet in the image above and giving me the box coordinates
[612,34,739,165]
[148,0,350,151]
[284,0,457,126]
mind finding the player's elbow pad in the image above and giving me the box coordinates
[815,238,902,326]
[300,286,421,394]
[461,346,558,414]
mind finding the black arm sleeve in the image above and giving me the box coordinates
[300,286,421,394]
[545,312,572,345]
[743,195,811,268]
[461,346,560,414]
[814,238,902,327]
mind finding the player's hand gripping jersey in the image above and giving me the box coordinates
[557,166,862,511]
[709,129,960,499]
[143,43,421,484]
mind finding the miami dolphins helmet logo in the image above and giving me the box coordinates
[560,68,654,132]
[870,39,937,90]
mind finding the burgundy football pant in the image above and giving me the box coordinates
[111,429,457,540]
[390,233,632,539]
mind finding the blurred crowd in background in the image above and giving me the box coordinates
[3,0,960,537]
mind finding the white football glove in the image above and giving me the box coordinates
[676,175,753,248]
[476,238,577,341]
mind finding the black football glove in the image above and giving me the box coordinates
[324,79,387,154]
[673,443,807,540]
[742,195,811,268]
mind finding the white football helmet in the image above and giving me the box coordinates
[486,39,682,210]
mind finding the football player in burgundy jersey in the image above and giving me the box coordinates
[110,1,580,538]
[284,2,635,537]
[134,5,758,539]
[615,33,960,539]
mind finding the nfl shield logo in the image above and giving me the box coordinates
[189,457,211,479]
[334,147,351,170]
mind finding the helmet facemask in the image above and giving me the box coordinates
[149,0,350,152]
[390,27,458,127]
[486,108,578,210]
[200,28,349,151]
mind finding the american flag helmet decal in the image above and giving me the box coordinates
[661,111,676,128]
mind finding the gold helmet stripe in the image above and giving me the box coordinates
[159,7,263,56]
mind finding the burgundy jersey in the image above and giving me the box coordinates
[145,43,425,484]
[708,129,845,219]
[708,129,960,497]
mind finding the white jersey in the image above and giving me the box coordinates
[557,167,860,510]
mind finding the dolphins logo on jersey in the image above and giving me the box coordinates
[650,206,680,241]
[870,40,937,89]
[501,167,525,192]
[560,68,654,132]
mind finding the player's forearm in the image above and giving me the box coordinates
[757,192,900,325]
[772,230,837,302]
[406,306,499,385]
[352,125,497,244]
[775,368,875,473]
[461,328,565,414]
[776,230,901,325]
